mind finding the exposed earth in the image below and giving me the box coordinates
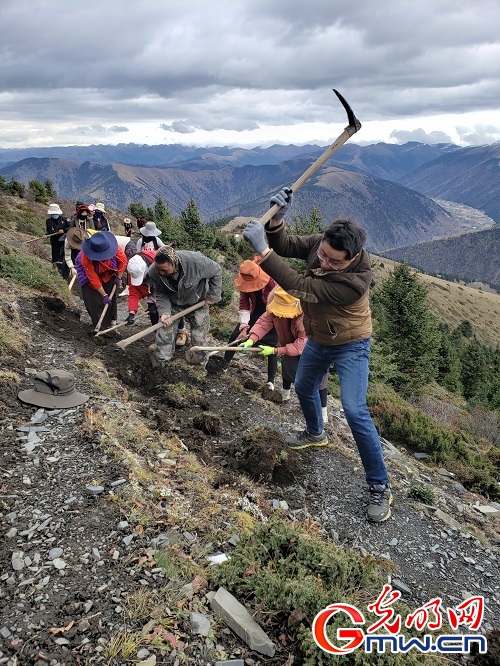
[0,287,499,665]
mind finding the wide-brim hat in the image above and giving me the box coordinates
[66,227,89,250]
[82,230,118,261]
[94,202,106,213]
[47,203,63,215]
[18,369,89,409]
[267,287,303,318]
[234,259,270,293]
[127,254,148,286]
[140,221,162,237]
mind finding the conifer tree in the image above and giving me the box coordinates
[44,179,57,198]
[28,179,48,204]
[376,263,441,391]
[181,198,206,250]
[460,340,488,401]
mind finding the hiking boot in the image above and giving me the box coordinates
[175,329,188,346]
[110,320,117,327]
[287,429,328,450]
[282,388,291,402]
[367,484,393,522]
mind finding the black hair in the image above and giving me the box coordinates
[323,219,367,259]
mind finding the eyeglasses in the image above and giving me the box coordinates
[316,249,354,270]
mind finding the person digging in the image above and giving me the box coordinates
[147,245,222,368]
[239,286,329,418]
[242,188,392,523]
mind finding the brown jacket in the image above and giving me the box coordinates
[260,223,372,346]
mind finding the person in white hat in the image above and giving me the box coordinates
[136,221,165,252]
[124,247,187,344]
[92,203,109,232]
[44,203,68,273]
[125,248,159,326]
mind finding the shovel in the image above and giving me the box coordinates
[185,343,261,365]
[116,301,205,351]
[94,284,117,334]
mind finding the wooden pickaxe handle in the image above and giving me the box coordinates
[256,89,361,226]
[96,310,148,337]
[68,275,77,290]
[24,231,62,244]
[116,301,205,350]
[94,284,117,333]
[190,345,261,353]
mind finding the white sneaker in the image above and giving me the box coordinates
[266,382,275,391]
[111,320,117,327]
[282,389,291,401]
[119,286,129,297]
[322,406,329,423]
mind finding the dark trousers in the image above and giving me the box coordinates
[225,323,278,384]
[81,279,117,329]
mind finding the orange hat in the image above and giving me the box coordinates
[266,287,302,318]
[234,260,270,293]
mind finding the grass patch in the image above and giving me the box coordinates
[0,244,69,299]
[0,205,44,236]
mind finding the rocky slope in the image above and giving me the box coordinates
[0,282,499,666]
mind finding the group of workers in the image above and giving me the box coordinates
[42,188,392,523]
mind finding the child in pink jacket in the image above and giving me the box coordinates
[240,287,329,421]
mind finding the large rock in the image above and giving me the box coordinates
[207,587,275,656]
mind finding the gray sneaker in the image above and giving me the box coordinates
[367,484,393,522]
[287,430,328,450]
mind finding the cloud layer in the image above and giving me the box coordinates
[1,0,499,147]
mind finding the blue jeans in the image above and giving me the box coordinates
[295,338,389,486]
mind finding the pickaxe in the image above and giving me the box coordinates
[257,89,361,226]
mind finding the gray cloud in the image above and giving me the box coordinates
[390,129,454,145]
[160,122,196,134]
[0,0,499,146]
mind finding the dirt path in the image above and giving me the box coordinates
[0,293,499,665]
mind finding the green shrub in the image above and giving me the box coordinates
[0,245,69,298]
[369,390,499,500]
[408,484,436,505]
[211,517,440,665]
[0,206,44,235]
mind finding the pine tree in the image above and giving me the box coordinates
[44,179,57,198]
[460,340,488,401]
[376,263,441,391]
[181,198,206,250]
[128,202,147,219]
[28,179,48,204]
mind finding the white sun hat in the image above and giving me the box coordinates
[127,254,148,286]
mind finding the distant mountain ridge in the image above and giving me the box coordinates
[380,227,500,291]
[0,154,459,253]
[399,141,500,223]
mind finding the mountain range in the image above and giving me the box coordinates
[380,227,500,291]
[0,140,498,256]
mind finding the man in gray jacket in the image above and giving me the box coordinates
[148,246,222,366]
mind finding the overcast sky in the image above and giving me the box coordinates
[1,0,499,150]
